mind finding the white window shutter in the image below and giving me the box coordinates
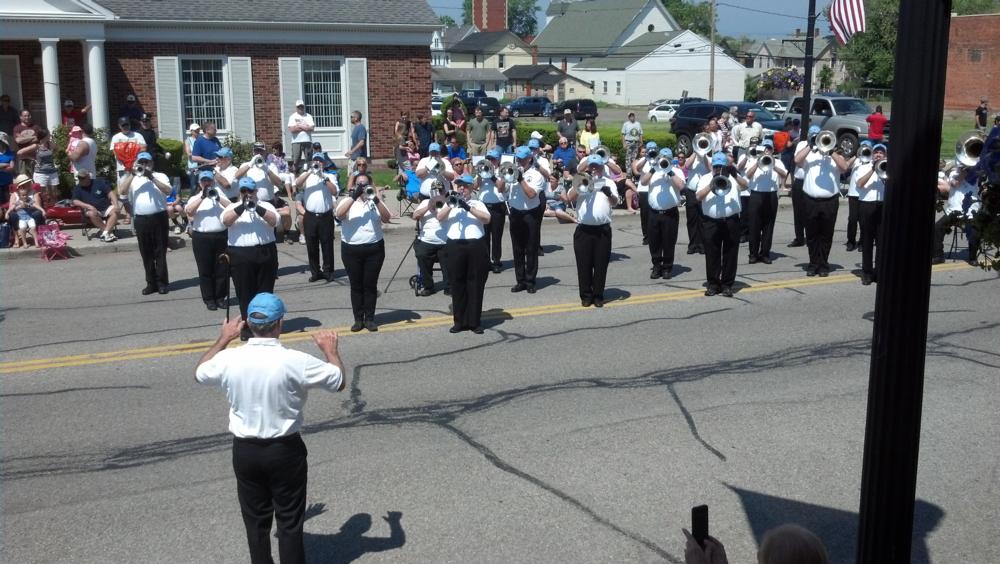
[345,58,369,149]
[227,57,255,142]
[153,57,183,140]
[278,57,302,149]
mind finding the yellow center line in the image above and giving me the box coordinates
[0,263,972,375]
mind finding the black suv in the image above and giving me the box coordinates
[552,99,598,121]
[670,101,783,155]
[474,97,502,120]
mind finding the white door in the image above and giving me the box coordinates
[0,56,23,111]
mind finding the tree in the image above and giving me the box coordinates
[818,65,834,91]
[662,0,714,37]
[462,0,540,38]
[440,15,457,27]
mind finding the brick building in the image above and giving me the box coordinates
[0,0,438,158]
[944,13,1000,112]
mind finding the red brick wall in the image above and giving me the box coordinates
[103,43,431,158]
[944,14,1000,111]
[473,0,508,32]
[0,40,89,126]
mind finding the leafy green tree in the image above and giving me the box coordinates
[836,0,898,87]
[440,15,457,27]
[661,0,714,37]
[818,65,834,91]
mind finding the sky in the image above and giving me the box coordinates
[429,0,835,40]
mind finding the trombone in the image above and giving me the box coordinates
[693,133,713,156]
[955,130,985,168]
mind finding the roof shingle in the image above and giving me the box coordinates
[92,0,439,26]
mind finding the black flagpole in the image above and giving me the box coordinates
[856,1,953,562]
[799,0,817,134]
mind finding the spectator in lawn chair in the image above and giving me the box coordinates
[72,169,121,243]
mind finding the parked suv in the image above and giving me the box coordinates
[453,89,488,111]
[475,97,502,120]
[508,96,552,117]
[669,101,783,155]
[783,94,889,155]
[552,99,598,121]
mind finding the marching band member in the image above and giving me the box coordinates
[118,151,171,295]
[416,142,455,197]
[528,138,553,255]
[844,140,873,252]
[294,153,339,282]
[932,164,982,266]
[632,141,659,244]
[697,152,748,297]
[794,125,850,277]
[411,174,450,296]
[184,170,232,310]
[569,155,618,307]
[475,148,507,273]
[737,136,761,242]
[508,146,544,293]
[683,147,710,254]
[223,177,279,341]
[437,175,491,333]
[214,147,240,200]
[739,139,787,264]
[854,144,887,284]
[239,141,292,243]
[640,148,686,279]
[335,170,392,332]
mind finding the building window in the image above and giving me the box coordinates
[302,59,343,128]
[616,81,621,95]
[603,81,607,94]
[499,54,505,69]
[969,49,983,62]
[180,58,227,130]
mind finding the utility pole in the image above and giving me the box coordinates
[799,0,817,133]
[708,0,716,101]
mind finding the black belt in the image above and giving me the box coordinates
[304,209,332,217]
[233,432,301,445]
[448,237,484,244]
[649,207,677,214]
[705,214,738,221]
[804,192,839,201]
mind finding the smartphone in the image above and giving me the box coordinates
[692,505,709,549]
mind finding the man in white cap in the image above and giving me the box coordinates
[287,100,315,173]
[195,292,346,564]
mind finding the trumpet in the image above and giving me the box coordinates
[364,186,376,199]
[711,174,730,194]
[857,145,873,164]
[758,154,773,173]
[132,162,146,175]
[476,160,495,179]
[815,131,837,154]
[646,148,658,160]
[875,159,889,180]
[593,145,611,161]
[429,179,444,195]
[499,163,518,184]
[693,133,713,156]
[955,130,984,168]
[310,161,323,174]
[252,155,265,167]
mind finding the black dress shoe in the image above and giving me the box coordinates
[350,321,364,332]
[526,286,536,294]
[818,269,829,277]
[491,265,502,274]
[157,286,169,295]
[704,286,720,297]
[443,288,452,296]
[205,301,218,311]
[641,237,648,245]
[581,299,592,307]
[748,256,759,264]
[592,298,604,308]
[449,324,463,333]
[721,286,734,298]
[141,286,156,295]
[418,288,435,297]
[471,326,484,334]
[760,256,773,264]
[364,319,378,332]
[511,283,527,293]
[806,266,817,277]
[846,242,857,252]
[650,269,661,279]
[861,273,873,285]
[537,247,545,256]
[686,247,697,255]
[788,239,805,247]
[326,273,336,282]
[216,298,228,309]
[308,274,324,282]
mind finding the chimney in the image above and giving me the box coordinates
[795,28,801,36]
[473,0,509,33]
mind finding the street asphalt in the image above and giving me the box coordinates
[1,207,997,564]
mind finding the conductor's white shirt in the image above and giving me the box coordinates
[196,338,343,438]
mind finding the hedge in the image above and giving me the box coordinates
[514,123,677,164]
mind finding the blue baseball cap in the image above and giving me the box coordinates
[658,148,673,159]
[247,292,286,324]
[198,170,215,181]
[215,147,234,158]
[455,174,475,185]
[136,151,153,162]
[514,146,532,160]
[859,139,874,147]
[486,148,501,160]
[808,125,821,137]
[586,154,605,166]
[872,143,887,152]
[237,177,256,191]
[527,139,540,149]
[645,141,659,151]
[711,152,728,167]
[311,152,327,161]
[428,142,442,153]
[761,139,774,148]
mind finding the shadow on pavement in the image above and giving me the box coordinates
[302,503,405,564]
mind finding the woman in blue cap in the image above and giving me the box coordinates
[475,148,508,273]
[222,176,280,340]
[508,145,544,293]
[794,125,850,276]
[640,147,687,279]
[696,152,748,297]
[118,151,173,295]
[738,139,788,264]
[438,174,492,333]
[844,140,874,252]
[569,155,619,307]
[185,170,233,310]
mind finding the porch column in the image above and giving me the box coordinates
[39,38,62,130]
[84,39,109,130]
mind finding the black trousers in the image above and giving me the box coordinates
[681,188,704,251]
[447,237,489,328]
[739,194,751,238]
[484,202,507,267]
[933,213,980,259]
[702,215,740,289]
[232,434,308,564]
[747,191,779,259]
[647,207,679,271]
[804,193,840,271]
[509,207,541,286]
[846,196,860,244]
[534,194,546,249]
[228,243,278,320]
[790,178,806,241]
[637,192,650,239]
[303,210,335,277]
[341,240,385,321]
[191,230,228,303]
[574,223,612,301]
[414,238,449,291]
[858,200,883,275]
[134,211,169,289]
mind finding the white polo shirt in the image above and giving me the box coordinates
[686,156,711,191]
[847,161,863,198]
[414,199,446,245]
[798,142,841,198]
[742,155,786,193]
[216,164,240,199]
[509,168,543,210]
[302,173,338,213]
[575,176,615,225]
[855,163,885,203]
[191,196,227,233]
[648,168,685,210]
[444,200,488,240]
[247,163,281,201]
[417,156,454,197]
[478,177,506,204]
[635,159,654,193]
[196,338,342,439]
[225,201,277,247]
[129,172,169,215]
[699,175,742,219]
[340,199,384,245]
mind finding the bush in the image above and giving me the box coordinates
[515,123,676,164]
[222,133,255,165]
[157,138,185,182]
[432,95,467,146]
[51,125,116,198]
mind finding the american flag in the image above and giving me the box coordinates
[829,0,867,45]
